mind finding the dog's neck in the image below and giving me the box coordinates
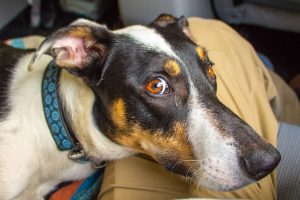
[42,62,80,153]
[48,62,134,162]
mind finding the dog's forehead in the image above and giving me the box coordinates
[113,25,180,61]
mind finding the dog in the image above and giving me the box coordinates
[0,15,280,199]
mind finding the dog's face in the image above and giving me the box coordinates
[31,15,280,191]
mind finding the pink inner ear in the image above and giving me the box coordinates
[52,37,87,67]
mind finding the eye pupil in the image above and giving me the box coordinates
[146,78,169,95]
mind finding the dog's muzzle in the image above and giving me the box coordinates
[180,95,281,191]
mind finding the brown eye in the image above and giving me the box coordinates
[209,66,215,78]
[146,78,169,96]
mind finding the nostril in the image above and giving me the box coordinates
[242,156,270,179]
[242,147,281,180]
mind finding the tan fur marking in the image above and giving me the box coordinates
[160,15,173,21]
[66,27,97,49]
[196,46,206,60]
[111,98,127,129]
[154,14,177,27]
[68,27,93,42]
[164,60,181,77]
[114,122,192,161]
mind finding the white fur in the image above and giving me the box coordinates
[187,84,252,191]
[0,53,133,199]
[71,18,107,29]
[114,25,181,61]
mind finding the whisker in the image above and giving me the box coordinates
[170,158,209,174]
[174,94,179,108]
[169,159,204,187]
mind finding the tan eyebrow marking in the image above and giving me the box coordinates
[196,46,206,61]
[164,59,181,77]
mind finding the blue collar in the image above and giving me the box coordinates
[42,61,86,161]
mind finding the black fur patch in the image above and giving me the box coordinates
[0,43,34,120]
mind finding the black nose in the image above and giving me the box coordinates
[242,144,281,180]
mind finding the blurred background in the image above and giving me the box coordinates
[0,0,299,97]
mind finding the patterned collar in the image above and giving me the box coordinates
[42,61,87,162]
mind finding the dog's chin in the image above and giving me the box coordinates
[190,173,255,192]
[192,177,254,192]
[158,160,254,192]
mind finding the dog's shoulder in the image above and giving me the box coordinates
[0,44,34,76]
[0,44,34,120]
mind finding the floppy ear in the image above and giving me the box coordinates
[151,14,193,39]
[28,19,112,79]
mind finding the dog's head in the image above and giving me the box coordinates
[31,15,280,191]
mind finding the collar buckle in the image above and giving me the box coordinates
[68,144,108,168]
[68,144,89,163]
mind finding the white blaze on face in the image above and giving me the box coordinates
[187,83,251,191]
[71,18,108,28]
[114,25,181,62]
